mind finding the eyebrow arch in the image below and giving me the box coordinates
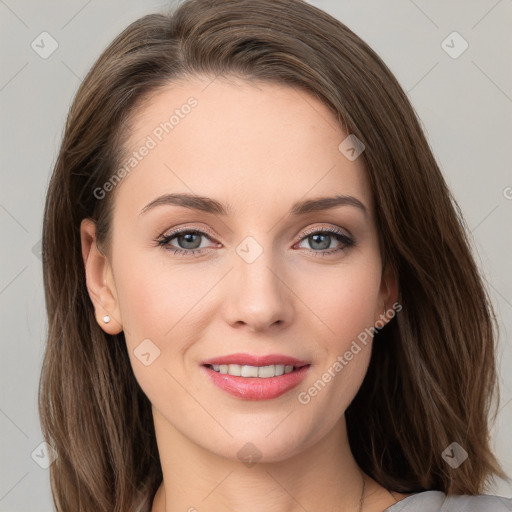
[139,193,367,217]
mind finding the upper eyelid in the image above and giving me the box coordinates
[160,225,217,241]
[299,225,352,239]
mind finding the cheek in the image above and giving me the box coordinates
[290,257,381,412]
[112,257,197,406]
[115,274,169,342]
[113,246,202,336]
[294,269,379,422]
[292,257,382,344]
[111,249,219,378]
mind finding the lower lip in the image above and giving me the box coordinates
[201,365,311,400]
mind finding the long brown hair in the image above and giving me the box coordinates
[39,0,508,510]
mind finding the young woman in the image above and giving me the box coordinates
[39,0,511,511]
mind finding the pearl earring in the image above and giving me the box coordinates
[103,315,111,324]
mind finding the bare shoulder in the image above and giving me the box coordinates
[390,491,414,501]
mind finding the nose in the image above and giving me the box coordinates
[222,243,295,333]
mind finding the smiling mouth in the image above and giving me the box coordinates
[203,363,310,378]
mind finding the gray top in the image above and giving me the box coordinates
[383,491,512,511]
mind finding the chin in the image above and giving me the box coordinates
[202,426,315,465]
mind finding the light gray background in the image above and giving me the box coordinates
[1,1,511,510]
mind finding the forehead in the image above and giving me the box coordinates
[114,75,372,218]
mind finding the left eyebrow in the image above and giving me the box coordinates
[139,193,368,217]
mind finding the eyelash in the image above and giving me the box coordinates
[155,225,355,258]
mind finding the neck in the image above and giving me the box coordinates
[151,408,368,512]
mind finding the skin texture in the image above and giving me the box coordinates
[81,76,411,511]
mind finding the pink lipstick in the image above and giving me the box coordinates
[200,353,311,400]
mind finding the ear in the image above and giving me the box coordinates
[80,218,123,335]
[374,262,399,328]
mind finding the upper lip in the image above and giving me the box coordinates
[201,353,310,367]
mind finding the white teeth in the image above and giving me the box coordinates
[228,364,241,376]
[274,364,285,376]
[241,365,259,377]
[209,363,297,378]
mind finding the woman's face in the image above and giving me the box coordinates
[83,76,396,462]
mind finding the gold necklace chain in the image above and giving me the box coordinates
[358,471,399,512]
[359,471,366,512]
